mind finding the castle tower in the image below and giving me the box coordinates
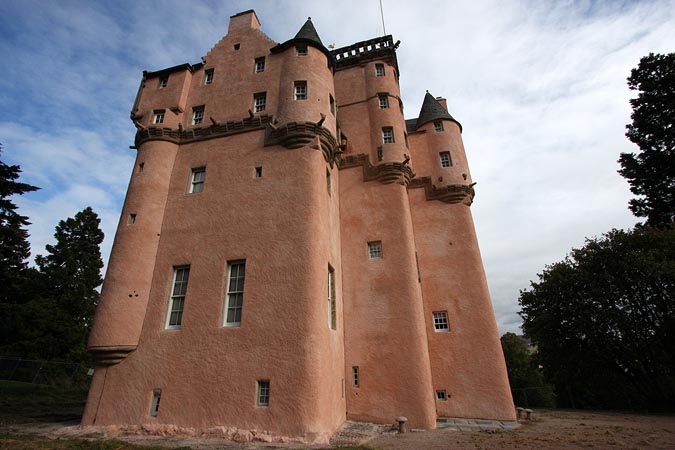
[83,10,514,443]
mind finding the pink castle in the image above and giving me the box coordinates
[83,10,515,444]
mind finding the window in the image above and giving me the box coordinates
[166,266,190,329]
[255,166,263,178]
[434,121,444,132]
[330,94,335,115]
[368,241,382,259]
[128,213,136,225]
[192,106,204,125]
[352,366,359,387]
[294,81,307,100]
[378,95,389,109]
[159,77,168,88]
[224,260,246,326]
[253,92,266,113]
[150,389,161,417]
[326,169,331,195]
[439,151,452,168]
[375,64,385,77]
[138,162,145,173]
[204,69,214,85]
[153,110,165,124]
[257,380,270,406]
[296,44,308,56]
[436,390,447,401]
[254,57,265,73]
[404,132,409,148]
[190,167,206,193]
[377,146,383,161]
[234,43,240,50]
[433,311,449,331]
[328,265,336,330]
[382,127,394,144]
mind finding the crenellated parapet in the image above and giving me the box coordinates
[339,153,414,185]
[331,35,400,76]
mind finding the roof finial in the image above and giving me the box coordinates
[308,16,311,20]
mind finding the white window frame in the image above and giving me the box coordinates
[434,121,444,132]
[166,266,190,330]
[294,81,307,100]
[378,95,389,109]
[352,366,359,387]
[257,380,270,406]
[368,241,382,259]
[150,389,161,417]
[190,167,206,193]
[436,390,447,401]
[204,68,214,85]
[328,265,336,330]
[382,127,394,144]
[439,151,452,168]
[192,106,204,125]
[224,260,246,327]
[254,57,265,73]
[433,311,449,332]
[375,64,385,77]
[253,92,266,113]
[153,110,165,124]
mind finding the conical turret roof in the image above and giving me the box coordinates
[294,17,323,46]
[415,92,462,132]
[270,17,333,68]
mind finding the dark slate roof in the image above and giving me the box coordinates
[270,17,333,68]
[414,92,462,132]
[294,17,323,45]
[405,119,418,133]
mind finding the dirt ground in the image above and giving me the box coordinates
[1,392,674,450]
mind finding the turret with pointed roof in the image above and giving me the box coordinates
[270,17,334,67]
[415,91,462,132]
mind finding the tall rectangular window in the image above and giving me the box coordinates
[257,380,270,406]
[352,366,359,387]
[294,81,307,100]
[368,241,382,259]
[434,121,444,132]
[253,92,266,113]
[153,110,165,124]
[326,169,331,195]
[190,167,206,193]
[166,266,190,329]
[150,389,161,417]
[328,265,336,330]
[378,95,389,109]
[192,106,204,125]
[254,57,265,73]
[204,68,214,85]
[433,311,449,331]
[330,94,335,115]
[375,64,385,77]
[439,151,452,168]
[382,127,394,144]
[224,260,246,326]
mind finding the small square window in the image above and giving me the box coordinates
[204,69,214,85]
[257,380,270,406]
[253,92,266,113]
[159,77,168,88]
[234,43,240,50]
[382,127,394,144]
[192,106,204,125]
[352,366,359,387]
[254,57,265,73]
[294,81,307,100]
[375,64,385,77]
[190,167,206,193]
[150,389,161,417]
[436,390,447,401]
[378,95,389,109]
[128,213,136,225]
[434,121,444,132]
[439,152,452,168]
[153,110,165,124]
[296,44,308,56]
[255,166,263,178]
[368,241,382,259]
[138,162,145,173]
[433,311,449,331]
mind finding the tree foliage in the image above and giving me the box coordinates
[500,332,555,407]
[519,227,675,410]
[618,52,675,225]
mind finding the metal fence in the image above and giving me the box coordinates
[0,356,91,386]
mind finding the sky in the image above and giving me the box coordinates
[1,0,673,334]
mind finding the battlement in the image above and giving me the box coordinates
[331,35,400,73]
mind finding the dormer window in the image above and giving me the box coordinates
[296,44,308,56]
[204,69,214,85]
[159,77,168,88]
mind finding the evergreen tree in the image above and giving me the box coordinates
[618,53,675,225]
